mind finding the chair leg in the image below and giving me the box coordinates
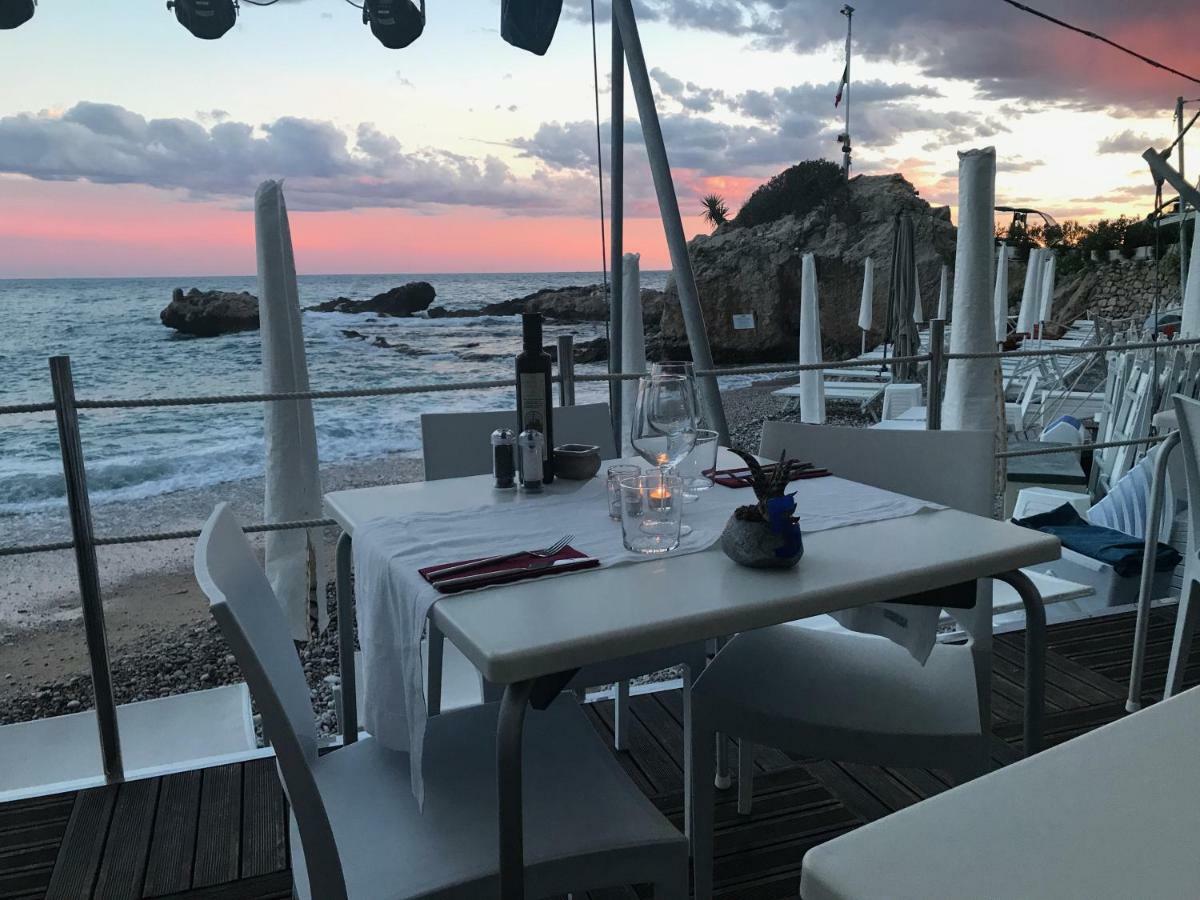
[1166,580,1200,699]
[690,716,716,900]
[614,680,631,751]
[736,739,754,815]
[681,673,693,841]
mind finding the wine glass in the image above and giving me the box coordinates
[650,361,704,428]
[631,374,698,535]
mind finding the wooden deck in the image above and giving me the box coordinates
[5,606,1198,899]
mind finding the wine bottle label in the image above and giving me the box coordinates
[519,373,548,456]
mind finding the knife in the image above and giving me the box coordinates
[433,557,598,591]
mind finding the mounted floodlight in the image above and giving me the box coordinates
[501,0,562,56]
[363,0,425,49]
[167,0,238,40]
[0,0,36,30]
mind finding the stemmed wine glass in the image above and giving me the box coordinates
[631,374,698,536]
[650,361,705,429]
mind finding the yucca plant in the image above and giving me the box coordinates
[729,448,796,523]
[701,194,729,230]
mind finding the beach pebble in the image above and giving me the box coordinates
[66,699,81,710]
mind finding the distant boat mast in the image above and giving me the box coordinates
[838,5,854,179]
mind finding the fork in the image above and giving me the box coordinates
[428,534,575,581]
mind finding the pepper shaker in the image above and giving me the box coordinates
[491,427,516,489]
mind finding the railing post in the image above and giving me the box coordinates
[926,318,944,430]
[49,355,123,781]
[557,335,576,406]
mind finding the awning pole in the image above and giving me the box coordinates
[609,10,624,452]
[611,0,730,442]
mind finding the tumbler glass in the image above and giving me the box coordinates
[606,464,643,520]
[619,473,684,554]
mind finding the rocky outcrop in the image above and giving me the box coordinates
[428,284,665,327]
[308,281,436,316]
[160,288,259,337]
[659,173,958,362]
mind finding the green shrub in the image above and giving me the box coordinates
[734,160,849,228]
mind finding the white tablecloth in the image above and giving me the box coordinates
[353,471,942,803]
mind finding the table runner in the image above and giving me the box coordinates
[353,471,941,803]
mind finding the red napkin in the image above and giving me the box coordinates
[420,545,598,594]
[705,461,831,488]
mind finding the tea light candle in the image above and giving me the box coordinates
[649,484,672,509]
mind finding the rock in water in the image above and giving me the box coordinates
[160,287,260,337]
[307,281,436,316]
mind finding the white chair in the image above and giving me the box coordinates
[880,382,923,421]
[195,504,686,900]
[1005,371,1041,434]
[1165,394,1200,699]
[689,422,995,900]
[420,402,617,480]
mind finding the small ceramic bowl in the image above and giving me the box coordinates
[554,444,603,480]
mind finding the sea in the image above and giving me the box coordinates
[0,272,759,547]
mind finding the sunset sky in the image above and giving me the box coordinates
[0,0,1197,277]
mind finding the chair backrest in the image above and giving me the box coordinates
[760,420,995,685]
[194,504,348,900]
[420,401,617,480]
[1172,395,1200,565]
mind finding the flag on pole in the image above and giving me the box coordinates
[834,63,849,107]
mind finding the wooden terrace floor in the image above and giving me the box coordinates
[4,606,1198,899]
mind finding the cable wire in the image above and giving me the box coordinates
[1000,0,1200,87]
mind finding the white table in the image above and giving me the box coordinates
[801,686,1200,900]
[325,452,1060,899]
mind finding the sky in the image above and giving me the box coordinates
[0,0,1197,277]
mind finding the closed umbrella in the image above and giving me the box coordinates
[942,147,1000,434]
[620,253,646,457]
[994,242,1010,343]
[912,258,926,324]
[884,213,920,382]
[257,180,328,639]
[1016,247,1043,335]
[1183,218,1200,335]
[797,253,826,424]
[858,257,874,354]
[936,264,950,322]
[1038,251,1057,331]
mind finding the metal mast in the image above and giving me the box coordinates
[840,5,854,178]
[1178,96,1189,296]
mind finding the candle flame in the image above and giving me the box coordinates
[649,486,671,501]
[656,452,669,465]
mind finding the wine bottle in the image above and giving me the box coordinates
[515,312,554,483]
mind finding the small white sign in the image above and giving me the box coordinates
[732,313,755,330]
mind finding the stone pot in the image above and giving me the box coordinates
[720,514,803,569]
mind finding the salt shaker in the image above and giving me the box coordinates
[518,429,544,492]
[491,427,516,489]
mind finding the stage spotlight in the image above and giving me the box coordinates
[0,0,36,30]
[363,0,424,50]
[167,0,238,41]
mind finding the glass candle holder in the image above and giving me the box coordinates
[619,473,684,554]
[673,429,720,500]
[606,464,642,520]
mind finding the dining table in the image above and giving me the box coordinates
[324,448,1061,899]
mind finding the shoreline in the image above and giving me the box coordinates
[0,379,870,727]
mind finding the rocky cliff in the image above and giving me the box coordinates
[660,173,958,362]
[160,288,260,337]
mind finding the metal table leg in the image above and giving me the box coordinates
[1128,432,1179,712]
[996,569,1046,755]
[335,532,357,745]
[497,679,535,900]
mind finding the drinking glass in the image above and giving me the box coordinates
[651,361,704,428]
[606,464,642,520]
[673,429,720,500]
[619,473,684,554]
[631,374,697,534]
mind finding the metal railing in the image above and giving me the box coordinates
[1,323,1194,783]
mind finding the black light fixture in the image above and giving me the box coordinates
[501,0,562,56]
[363,0,424,50]
[0,0,36,30]
[166,0,239,41]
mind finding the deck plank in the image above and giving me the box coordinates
[94,778,159,900]
[44,784,118,900]
[143,769,202,898]
[240,758,287,880]
[191,765,242,889]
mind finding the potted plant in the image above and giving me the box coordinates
[720,449,804,569]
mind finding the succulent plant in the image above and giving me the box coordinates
[729,448,797,523]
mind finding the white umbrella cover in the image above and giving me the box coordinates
[1038,251,1057,327]
[858,256,874,332]
[994,242,1010,343]
[257,180,328,639]
[912,258,926,324]
[942,147,999,434]
[797,253,826,424]
[1016,247,1042,334]
[620,253,646,457]
[1181,220,1200,335]
[936,264,950,321]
